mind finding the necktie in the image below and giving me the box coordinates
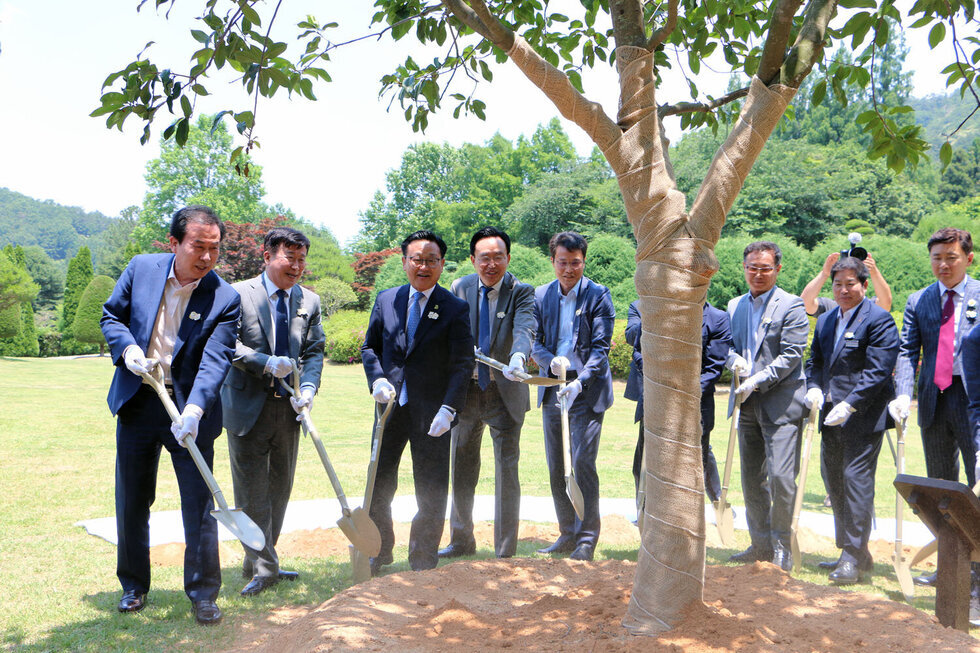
[478,286,491,390]
[400,291,423,405]
[275,289,289,357]
[935,289,956,391]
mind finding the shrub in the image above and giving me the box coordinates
[74,275,116,353]
[323,310,369,364]
[507,243,553,287]
[585,234,635,290]
[608,318,631,380]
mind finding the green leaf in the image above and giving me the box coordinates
[238,1,261,27]
[478,60,493,82]
[811,79,827,107]
[940,141,953,170]
[180,95,192,118]
[191,29,210,44]
[929,22,946,49]
[175,118,189,146]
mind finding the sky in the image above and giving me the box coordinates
[0,1,966,248]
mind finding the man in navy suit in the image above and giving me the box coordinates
[361,230,473,574]
[959,323,980,625]
[532,231,614,562]
[101,206,240,625]
[627,300,731,504]
[890,228,980,587]
[804,257,898,584]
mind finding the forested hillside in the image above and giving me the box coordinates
[0,188,115,261]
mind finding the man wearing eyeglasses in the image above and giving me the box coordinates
[439,226,535,560]
[531,231,615,562]
[220,226,325,596]
[725,241,809,572]
[362,230,474,574]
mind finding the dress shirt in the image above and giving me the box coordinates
[936,276,969,338]
[145,261,201,385]
[745,287,775,374]
[556,277,585,372]
[834,305,858,347]
[262,272,294,355]
[473,278,504,380]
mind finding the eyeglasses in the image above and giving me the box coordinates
[408,256,442,268]
[277,254,306,266]
[554,259,584,269]
[476,254,507,265]
[745,265,775,274]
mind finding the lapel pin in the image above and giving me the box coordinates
[427,311,439,320]
[575,308,582,316]
[297,307,308,317]
[844,331,855,339]
[496,311,505,319]
[188,311,201,321]
[967,299,977,321]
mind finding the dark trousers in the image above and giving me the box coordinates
[922,378,977,486]
[542,387,603,547]
[737,394,803,550]
[448,380,523,557]
[820,421,883,566]
[369,402,450,571]
[228,395,300,578]
[115,385,220,602]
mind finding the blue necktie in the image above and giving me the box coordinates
[400,291,423,405]
[275,289,289,356]
[478,286,491,390]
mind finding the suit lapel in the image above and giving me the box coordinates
[956,277,980,351]
[288,285,304,359]
[490,273,513,348]
[141,256,171,344]
[407,285,438,357]
[466,276,479,342]
[753,290,778,360]
[571,278,589,346]
[394,285,410,354]
[174,272,217,360]
[250,276,275,353]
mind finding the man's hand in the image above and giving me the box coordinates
[265,355,293,379]
[502,353,526,382]
[889,395,911,422]
[822,251,841,276]
[123,345,157,376]
[823,401,855,427]
[557,379,582,406]
[427,406,454,438]
[550,356,571,377]
[804,387,825,410]
[729,354,750,378]
[372,378,396,404]
[735,372,765,398]
[170,408,201,448]
[290,387,315,416]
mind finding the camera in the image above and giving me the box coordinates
[840,232,867,261]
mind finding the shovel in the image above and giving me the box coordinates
[790,403,819,572]
[713,375,740,547]
[351,398,395,583]
[139,365,266,552]
[555,358,586,521]
[635,435,647,531]
[283,363,382,559]
[474,349,564,387]
[885,419,915,602]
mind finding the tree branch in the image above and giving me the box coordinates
[756,0,804,84]
[779,0,838,88]
[647,0,679,51]
[442,0,514,51]
[659,86,751,117]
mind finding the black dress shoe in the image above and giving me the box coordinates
[278,570,299,581]
[729,545,773,564]
[569,543,594,561]
[241,575,279,596]
[913,571,937,587]
[192,600,222,625]
[438,543,476,558]
[369,556,388,577]
[772,543,793,572]
[536,536,576,555]
[118,590,146,613]
[829,560,863,585]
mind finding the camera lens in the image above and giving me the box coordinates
[850,246,868,261]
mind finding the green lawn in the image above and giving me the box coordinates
[0,356,961,651]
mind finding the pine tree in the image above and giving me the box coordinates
[60,246,96,355]
[0,246,40,356]
[74,275,116,355]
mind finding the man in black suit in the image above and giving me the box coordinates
[439,227,535,559]
[804,257,899,584]
[361,230,474,574]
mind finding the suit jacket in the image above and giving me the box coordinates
[895,276,980,429]
[726,286,808,424]
[220,274,326,437]
[806,297,899,434]
[961,324,980,453]
[361,283,473,425]
[101,253,240,440]
[450,271,535,422]
[531,277,615,411]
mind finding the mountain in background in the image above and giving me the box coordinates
[910,92,980,153]
[0,187,116,261]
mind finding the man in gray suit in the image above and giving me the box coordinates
[890,227,980,587]
[220,226,325,596]
[439,227,535,559]
[726,241,808,572]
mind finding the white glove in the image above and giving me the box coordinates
[823,401,855,427]
[427,406,454,438]
[502,353,526,382]
[290,386,315,415]
[170,408,201,448]
[123,345,157,376]
[735,372,765,398]
[729,354,750,378]
[265,355,294,379]
[888,395,911,422]
[550,356,571,377]
[557,379,582,406]
[372,378,396,403]
[804,388,825,410]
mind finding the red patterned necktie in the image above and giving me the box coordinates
[935,289,956,391]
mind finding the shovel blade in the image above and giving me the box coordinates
[791,532,802,572]
[893,553,915,602]
[350,545,372,584]
[566,474,585,521]
[337,507,382,558]
[910,540,937,568]
[713,502,735,547]
[211,507,266,551]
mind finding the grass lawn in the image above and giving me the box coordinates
[0,356,961,651]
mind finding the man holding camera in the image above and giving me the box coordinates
[800,235,892,317]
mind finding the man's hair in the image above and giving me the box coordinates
[170,205,225,243]
[928,227,973,256]
[264,226,311,254]
[743,240,782,265]
[830,256,869,284]
[469,226,511,256]
[401,230,447,258]
[548,231,588,258]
